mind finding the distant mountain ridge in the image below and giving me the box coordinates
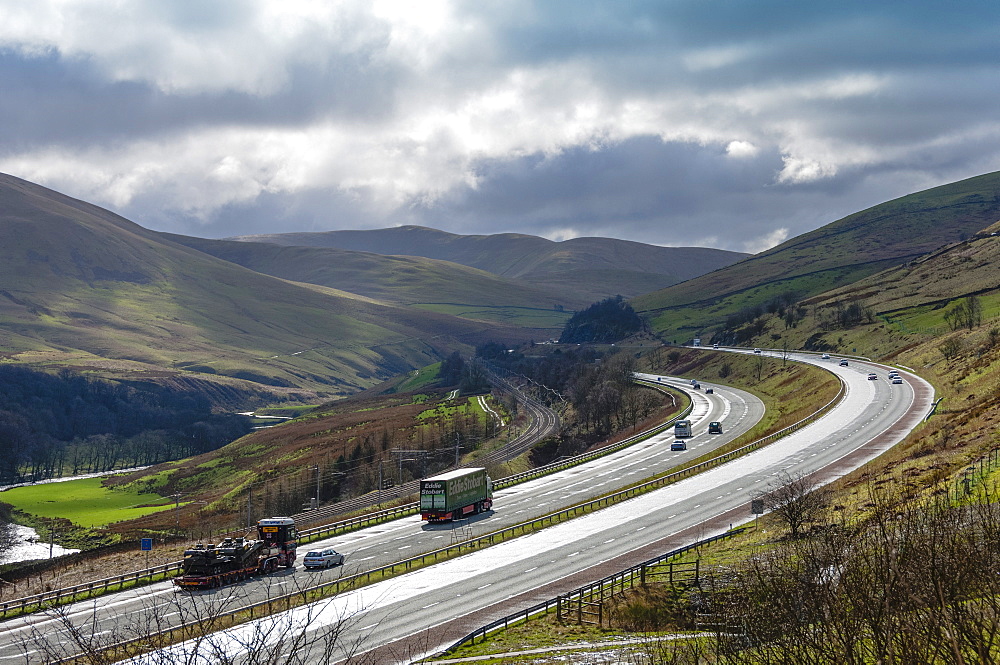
[227,226,749,301]
[161,233,589,310]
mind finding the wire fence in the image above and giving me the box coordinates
[951,447,1000,502]
[442,529,744,654]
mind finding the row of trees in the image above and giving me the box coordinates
[559,295,644,344]
[478,343,662,436]
[0,366,252,484]
[437,352,490,394]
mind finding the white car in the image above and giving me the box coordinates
[303,548,345,569]
[670,440,687,451]
[753,348,762,354]
[821,353,830,359]
[892,377,903,384]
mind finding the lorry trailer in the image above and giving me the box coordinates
[420,468,493,522]
[174,517,298,589]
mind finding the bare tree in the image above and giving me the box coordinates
[753,471,830,539]
[753,353,766,383]
[15,573,377,665]
[0,504,18,560]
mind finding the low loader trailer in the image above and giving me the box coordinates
[174,516,298,589]
[420,467,493,522]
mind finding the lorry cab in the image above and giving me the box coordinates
[257,517,298,568]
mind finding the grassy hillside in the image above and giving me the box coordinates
[437,227,1000,663]
[228,225,748,302]
[0,173,532,394]
[161,233,578,328]
[720,220,1000,361]
[707,211,1000,505]
[634,170,1000,342]
[102,387,497,534]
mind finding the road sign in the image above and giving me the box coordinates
[140,538,153,551]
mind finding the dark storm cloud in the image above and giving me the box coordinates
[2,1,1000,253]
[0,46,401,150]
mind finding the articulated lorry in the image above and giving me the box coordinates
[174,516,297,589]
[420,468,493,522]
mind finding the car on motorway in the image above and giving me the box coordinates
[753,348,762,354]
[303,548,345,569]
[892,377,903,384]
[868,373,878,380]
[708,421,723,434]
[670,440,687,451]
[705,387,714,394]
[692,382,701,390]
[713,343,719,349]
[690,379,698,385]
[840,359,849,366]
[821,353,830,359]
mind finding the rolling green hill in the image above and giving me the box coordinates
[632,171,1000,342]
[0,173,533,394]
[227,225,748,302]
[160,234,580,328]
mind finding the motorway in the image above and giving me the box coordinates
[4,352,932,663]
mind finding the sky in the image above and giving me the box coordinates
[2,1,1000,253]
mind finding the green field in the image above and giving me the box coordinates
[1,477,176,528]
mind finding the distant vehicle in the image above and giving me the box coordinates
[692,382,701,390]
[713,343,719,349]
[705,387,714,394]
[303,548,344,569]
[753,348,762,354]
[690,379,698,385]
[868,373,878,380]
[674,419,693,437]
[693,338,701,346]
[670,440,687,451]
[821,353,830,359]
[708,421,723,434]
[892,377,903,384]
[840,359,849,366]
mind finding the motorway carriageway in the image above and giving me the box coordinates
[110,351,933,665]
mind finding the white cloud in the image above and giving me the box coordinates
[0,1,392,95]
[743,227,789,254]
[726,140,758,158]
[543,227,580,242]
[777,156,838,184]
[1,2,999,249]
